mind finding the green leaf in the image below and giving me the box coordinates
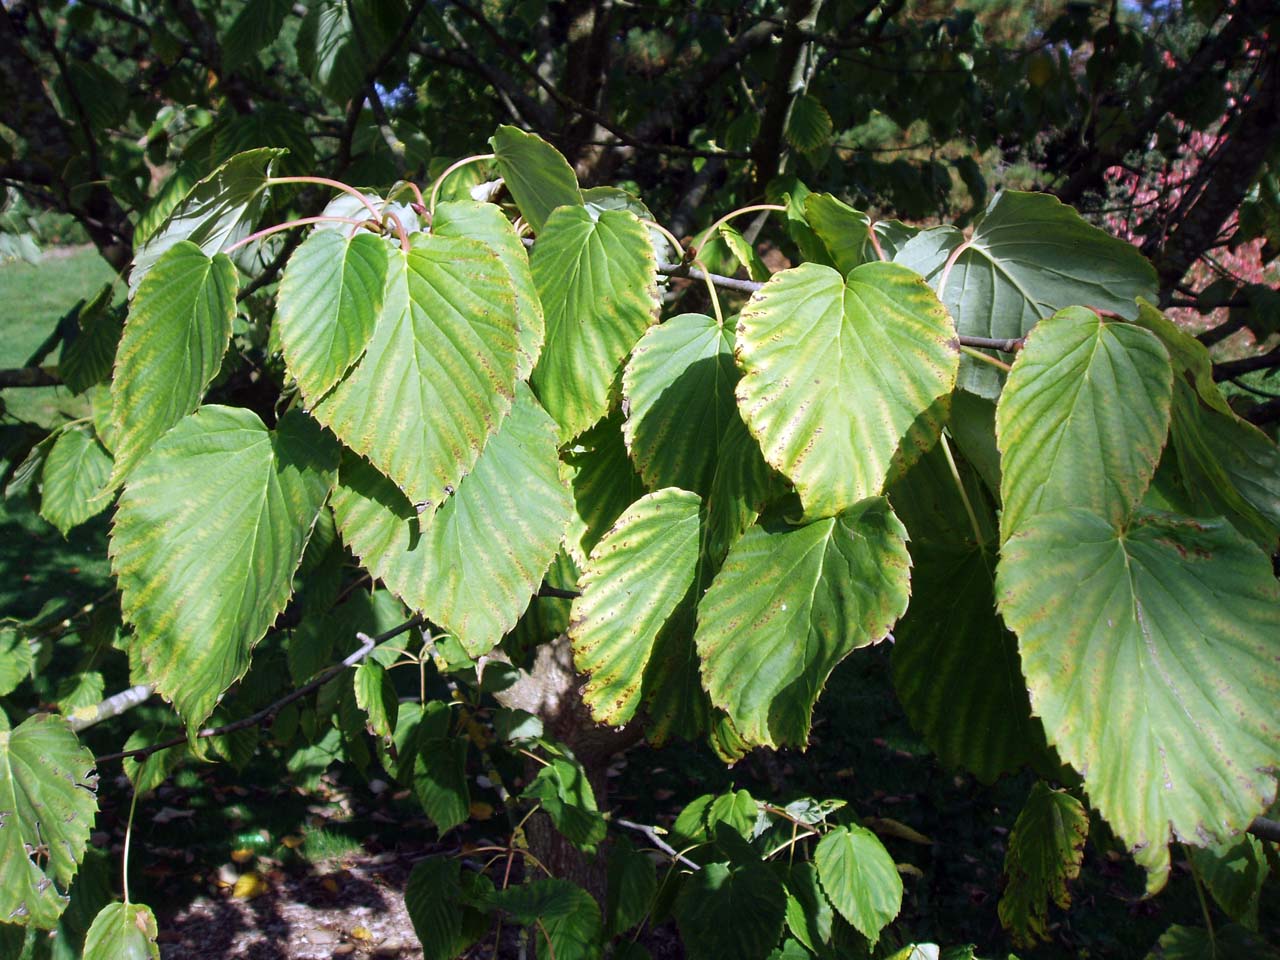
[563,412,648,567]
[606,836,657,937]
[110,407,338,729]
[332,384,570,655]
[891,544,1046,784]
[569,488,701,725]
[786,94,834,152]
[490,125,583,233]
[998,782,1088,948]
[1188,834,1269,930]
[674,861,787,960]
[522,755,607,853]
[736,261,958,519]
[353,660,397,738]
[896,190,1159,397]
[695,499,911,748]
[0,714,98,928]
[59,291,122,395]
[530,206,659,442]
[803,193,873,273]
[121,728,186,796]
[1146,923,1280,959]
[0,627,33,697]
[39,425,112,536]
[783,862,834,954]
[130,148,281,293]
[414,735,470,836]
[996,307,1172,539]
[277,230,389,403]
[404,857,489,960]
[622,313,773,557]
[997,508,1280,892]
[719,224,771,281]
[82,902,160,960]
[222,0,290,69]
[491,878,602,960]
[296,0,406,102]
[814,825,903,946]
[109,242,237,484]
[314,233,520,508]
[434,199,545,380]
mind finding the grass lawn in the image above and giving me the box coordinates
[1,246,121,619]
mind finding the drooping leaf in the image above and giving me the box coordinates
[803,193,872,273]
[605,836,657,937]
[895,190,1159,396]
[814,825,903,947]
[569,488,701,725]
[110,407,338,729]
[735,261,958,519]
[521,755,607,853]
[331,384,570,655]
[39,425,113,536]
[562,412,648,567]
[1188,833,1269,930]
[130,148,281,293]
[82,902,160,960]
[59,290,122,395]
[0,628,33,697]
[413,734,470,836]
[353,660,397,738]
[0,714,98,929]
[1146,923,1280,959]
[639,598,711,746]
[295,0,407,102]
[998,781,1088,948]
[719,224,771,281]
[314,233,520,508]
[783,862,834,955]
[491,878,602,960]
[785,93,834,152]
[276,229,389,402]
[490,125,583,233]
[222,0,290,68]
[997,508,1280,891]
[674,861,787,960]
[434,199,545,379]
[121,728,187,797]
[404,857,490,960]
[530,206,659,442]
[996,307,1172,539]
[110,242,237,483]
[695,499,911,748]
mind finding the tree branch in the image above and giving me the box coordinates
[93,615,423,765]
[752,0,825,194]
[69,684,155,733]
[0,367,62,388]
[1211,345,1280,382]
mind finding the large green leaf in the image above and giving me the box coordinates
[569,488,701,725]
[695,499,911,748]
[998,781,1088,948]
[111,407,337,729]
[814,825,903,947]
[434,199,545,380]
[39,425,112,536]
[895,190,1159,396]
[110,242,237,483]
[490,125,583,233]
[995,307,1172,540]
[605,837,657,937]
[296,0,406,102]
[331,384,570,655]
[404,857,489,960]
[997,508,1280,891]
[622,313,773,556]
[530,206,659,443]
[82,902,160,960]
[735,260,958,519]
[891,544,1046,784]
[803,193,873,272]
[276,229,389,403]
[674,861,787,960]
[491,878,602,960]
[130,148,281,293]
[521,754,607,853]
[0,714,98,929]
[314,233,520,508]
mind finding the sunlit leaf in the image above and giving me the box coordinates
[814,825,902,947]
[490,125,582,233]
[82,902,159,960]
[39,425,112,536]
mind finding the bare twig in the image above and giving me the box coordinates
[613,818,702,871]
[69,684,155,732]
[94,615,423,765]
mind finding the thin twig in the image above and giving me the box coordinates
[94,616,422,764]
[613,818,702,871]
[69,684,155,732]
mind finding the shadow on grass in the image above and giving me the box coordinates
[0,502,112,620]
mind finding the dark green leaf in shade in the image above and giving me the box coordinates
[276,229,388,402]
[404,857,491,960]
[995,307,1172,540]
[814,825,903,946]
[82,902,160,960]
[59,287,121,395]
[530,206,659,442]
[674,861,787,960]
[521,754,607,853]
[490,878,602,960]
[997,781,1088,948]
[121,728,186,796]
[997,508,1280,892]
[110,242,237,483]
[735,261,958,519]
[490,125,583,233]
[0,714,98,929]
[1146,923,1279,959]
[314,232,520,508]
[295,0,407,102]
[695,499,911,748]
[1187,834,1269,930]
[413,731,470,835]
[110,407,337,730]
[606,836,657,937]
[785,94,834,152]
[783,861,834,954]
[562,412,648,567]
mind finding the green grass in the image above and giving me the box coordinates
[1,246,121,619]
